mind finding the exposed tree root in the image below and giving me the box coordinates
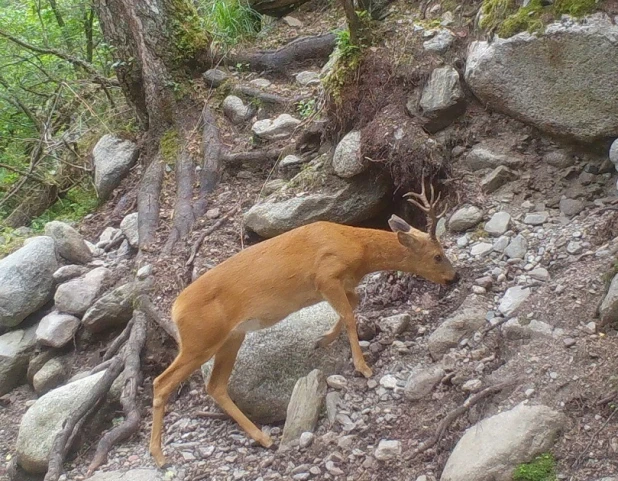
[406,379,518,459]
[87,312,147,475]
[231,85,298,106]
[250,0,312,17]
[195,105,222,217]
[137,154,165,250]
[163,148,196,254]
[230,33,337,73]
[222,148,285,165]
[136,294,180,344]
[44,356,125,481]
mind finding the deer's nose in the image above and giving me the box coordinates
[446,272,460,285]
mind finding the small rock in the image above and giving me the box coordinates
[332,130,365,178]
[326,375,347,390]
[295,71,320,86]
[379,374,399,389]
[0,326,37,396]
[206,208,221,219]
[252,114,301,140]
[120,212,139,248]
[82,282,137,333]
[583,321,596,334]
[299,432,314,448]
[326,391,340,425]
[566,240,583,255]
[32,358,66,395]
[484,211,511,237]
[471,242,493,257]
[564,337,576,347]
[423,29,454,53]
[504,234,528,259]
[600,273,618,326]
[249,78,271,88]
[35,313,80,348]
[92,135,139,201]
[464,143,524,171]
[404,366,445,400]
[44,221,92,264]
[280,369,327,446]
[54,267,112,316]
[498,286,531,317]
[481,166,517,194]
[203,69,229,88]
[559,198,585,217]
[136,264,152,279]
[610,138,618,165]
[462,379,482,392]
[374,440,402,461]
[418,66,466,132]
[472,285,486,294]
[544,150,575,168]
[223,95,252,124]
[529,267,550,282]
[283,15,303,28]
[380,313,410,336]
[449,205,483,232]
[493,235,510,253]
[52,265,89,283]
[524,212,549,225]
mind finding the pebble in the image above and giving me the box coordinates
[374,440,402,461]
[564,337,576,348]
[462,379,482,392]
[379,375,399,389]
[299,432,314,448]
[327,375,348,390]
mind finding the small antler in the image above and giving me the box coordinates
[403,179,448,239]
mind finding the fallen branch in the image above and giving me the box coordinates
[406,380,517,458]
[195,410,229,420]
[229,33,337,73]
[44,355,125,481]
[221,148,285,164]
[163,148,196,254]
[87,312,147,475]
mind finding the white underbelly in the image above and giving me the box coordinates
[234,318,268,333]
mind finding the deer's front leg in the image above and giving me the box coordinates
[315,290,358,348]
[318,282,372,378]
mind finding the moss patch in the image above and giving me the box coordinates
[480,0,602,38]
[159,129,180,164]
[513,453,557,481]
[169,0,211,64]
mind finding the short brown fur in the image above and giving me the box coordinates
[150,194,458,467]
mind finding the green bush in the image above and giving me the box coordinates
[513,453,557,481]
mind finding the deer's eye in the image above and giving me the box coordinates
[434,254,443,263]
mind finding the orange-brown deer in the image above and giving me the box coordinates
[149,181,459,467]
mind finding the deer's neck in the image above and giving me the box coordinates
[357,229,410,275]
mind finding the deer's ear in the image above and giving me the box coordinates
[388,215,411,234]
[397,231,422,250]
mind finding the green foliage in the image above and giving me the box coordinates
[296,98,317,119]
[513,453,557,481]
[479,0,600,37]
[29,184,98,231]
[336,28,362,58]
[197,0,261,46]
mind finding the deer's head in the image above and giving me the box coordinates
[388,181,459,286]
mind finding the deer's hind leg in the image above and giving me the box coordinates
[206,331,274,448]
[150,347,217,467]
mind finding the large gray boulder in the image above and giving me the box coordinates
[441,403,566,481]
[54,267,112,316]
[465,16,618,142]
[428,296,487,360]
[0,325,37,396]
[600,274,618,327]
[201,302,350,423]
[16,370,106,473]
[419,66,466,133]
[44,221,92,264]
[0,236,58,329]
[93,135,139,201]
[243,175,389,238]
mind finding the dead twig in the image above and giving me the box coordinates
[406,380,518,459]
[572,407,618,468]
[195,411,229,420]
[185,205,240,268]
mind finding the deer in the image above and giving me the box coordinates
[149,180,459,467]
